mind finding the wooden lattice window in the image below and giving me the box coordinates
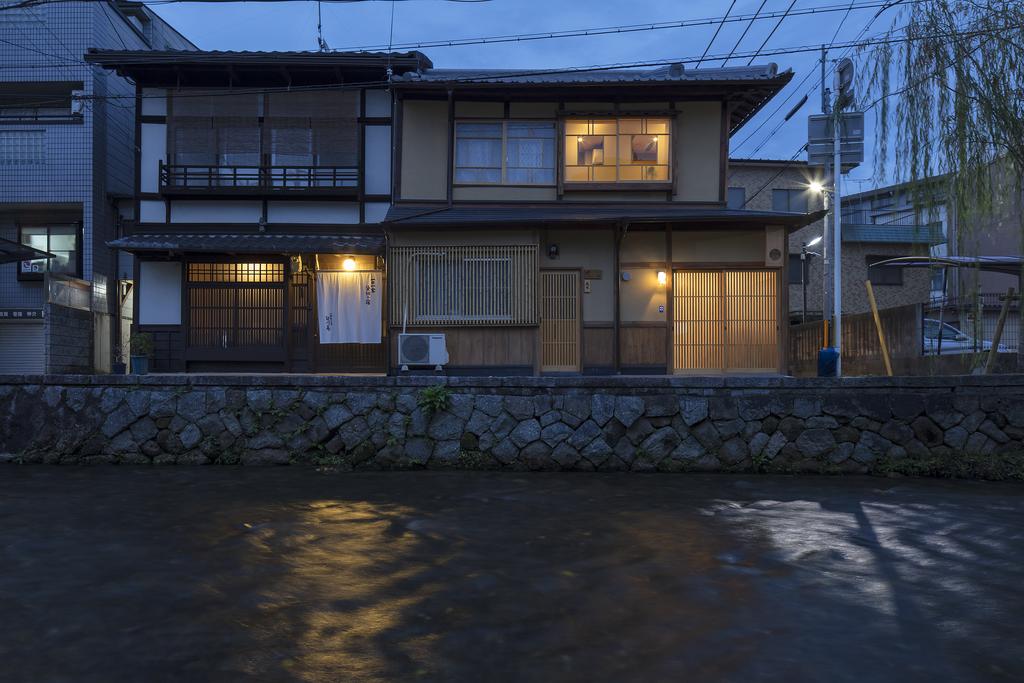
[186,261,285,350]
[389,245,538,325]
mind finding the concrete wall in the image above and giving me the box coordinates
[2,375,1024,477]
[43,303,93,374]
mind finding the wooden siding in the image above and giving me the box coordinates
[389,327,536,370]
[620,324,667,368]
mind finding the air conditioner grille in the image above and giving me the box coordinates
[400,334,429,363]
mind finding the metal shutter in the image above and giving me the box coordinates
[0,323,44,373]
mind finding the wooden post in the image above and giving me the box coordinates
[985,287,1015,375]
[865,280,893,377]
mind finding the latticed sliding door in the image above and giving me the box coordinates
[673,269,778,373]
[540,270,580,372]
[724,270,779,372]
[186,262,285,356]
[673,270,725,372]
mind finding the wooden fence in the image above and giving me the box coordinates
[788,302,1020,376]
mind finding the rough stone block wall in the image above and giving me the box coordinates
[1,375,1023,476]
[43,304,93,374]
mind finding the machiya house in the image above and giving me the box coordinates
[86,49,822,376]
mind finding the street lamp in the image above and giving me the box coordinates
[801,235,823,324]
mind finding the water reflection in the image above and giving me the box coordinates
[0,470,1021,682]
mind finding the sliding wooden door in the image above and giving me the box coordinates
[540,270,581,372]
[673,269,779,374]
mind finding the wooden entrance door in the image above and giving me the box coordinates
[540,270,581,372]
[673,269,779,373]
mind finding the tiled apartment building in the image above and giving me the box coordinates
[0,0,193,372]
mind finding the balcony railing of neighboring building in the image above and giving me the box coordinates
[158,162,359,195]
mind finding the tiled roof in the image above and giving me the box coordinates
[842,223,945,245]
[395,63,783,85]
[85,49,431,68]
[108,233,385,254]
[386,203,825,228]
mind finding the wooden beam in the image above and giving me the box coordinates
[865,280,893,377]
[985,287,1016,375]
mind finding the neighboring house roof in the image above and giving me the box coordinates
[386,203,824,229]
[108,233,385,254]
[0,237,53,265]
[394,63,792,135]
[84,49,430,84]
[842,222,945,245]
[729,158,810,167]
[869,255,1024,277]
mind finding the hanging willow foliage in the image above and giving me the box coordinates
[859,0,1024,324]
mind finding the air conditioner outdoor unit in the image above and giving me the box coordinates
[398,333,448,371]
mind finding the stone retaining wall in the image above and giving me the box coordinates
[3,375,1024,475]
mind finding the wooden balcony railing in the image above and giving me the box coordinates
[158,162,359,195]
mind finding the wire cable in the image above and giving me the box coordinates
[695,0,737,69]
[747,0,798,66]
[721,0,768,67]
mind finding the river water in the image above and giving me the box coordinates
[0,469,1021,682]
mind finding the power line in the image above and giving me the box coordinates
[721,0,768,67]
[3,20,1013,105]
[695,0,736,69]
[733,0,907,156]
[739,144,809,208]
[329,0,920,52]
[747,0,798,66]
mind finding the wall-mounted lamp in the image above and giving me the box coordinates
[547,244,559,260]
[342,257,357,271]
[657,271,667,286]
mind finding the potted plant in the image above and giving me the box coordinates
[111,344,127,375]
[129,332,154,375]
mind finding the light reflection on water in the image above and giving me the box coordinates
[0,469,1021,682]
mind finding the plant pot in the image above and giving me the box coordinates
[130,355,149,375]
[111,361,127,375]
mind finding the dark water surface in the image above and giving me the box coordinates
[0,469,1021,682]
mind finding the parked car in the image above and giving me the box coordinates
[922,318,1010,355]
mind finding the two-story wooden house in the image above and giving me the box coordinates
[386,63,822,375]
[85,49,428,372]
[88,50,822,375]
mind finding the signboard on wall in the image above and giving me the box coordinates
[0,309,43,320]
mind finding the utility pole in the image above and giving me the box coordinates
[833,66,843,377]
[820,46,832,334]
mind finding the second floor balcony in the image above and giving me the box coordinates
[158,161,359,196]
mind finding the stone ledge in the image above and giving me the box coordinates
[2,373,1024,390]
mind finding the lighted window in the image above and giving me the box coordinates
[454,121,556,185]
[564,117,671,184]
[19,224,80,279]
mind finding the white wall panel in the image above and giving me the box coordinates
[140,123,166,193]
[364,124,392,195]
[364,89,391,118]
[266,201,359,224]
[139,199,166,223]
[363,202,390,224]
[170,200,262,223]
[138,261,181,325]
[141,88,167,116]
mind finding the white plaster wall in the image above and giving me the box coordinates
[266,202,359,224]
[140,88,166,116]
[139,199,165,223]
[364,125,392,195]
[364,89,391,118]
[138,261,181,325]
[363,202,390,224]
[140,123,166,194]
[170,201,262,223]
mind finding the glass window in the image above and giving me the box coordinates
[772,188,809,213]
[454,122,502,184]
[0,82,81,121]
[564,117,671,184]
[19,224,79,278]
[866,256,903,286]
[788,254,804,285]
[727,187,746,209]
[454,121,555,185]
